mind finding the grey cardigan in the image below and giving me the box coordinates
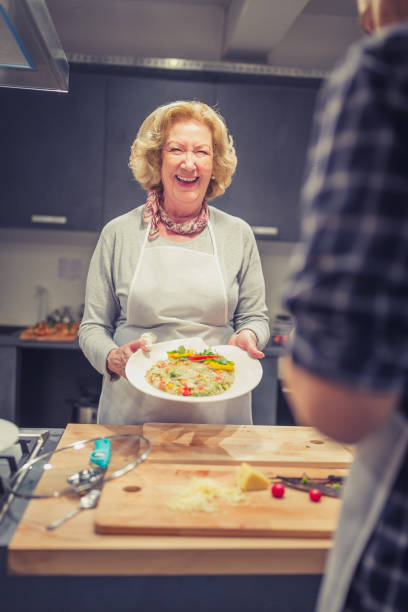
[79,205,270,375]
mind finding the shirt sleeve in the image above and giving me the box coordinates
[232,221,270,349]
[283,37,408,393]
[78,227,120,376]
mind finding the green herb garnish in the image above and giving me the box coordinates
[209,356,233,366]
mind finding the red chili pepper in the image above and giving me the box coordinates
[188,354,221,361]
[182,386,191,396]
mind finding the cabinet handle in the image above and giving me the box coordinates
[251,226,279,238]
[31,215,67,225]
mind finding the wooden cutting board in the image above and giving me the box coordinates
[143,423,353,468]
[95,462,343,538]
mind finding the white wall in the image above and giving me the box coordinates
[0,229,295,327]
[0,229,98,326]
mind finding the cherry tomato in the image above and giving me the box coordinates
[271,483,285,498]
[309,488,322,502]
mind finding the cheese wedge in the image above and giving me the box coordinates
[236,462,270,491]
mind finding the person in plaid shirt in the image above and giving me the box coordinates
[282,1,408,610]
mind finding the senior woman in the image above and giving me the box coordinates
[79,100,270,425]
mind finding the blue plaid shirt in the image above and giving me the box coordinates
[283,20,408,612]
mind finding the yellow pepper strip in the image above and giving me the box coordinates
[168,350,194,359]
[206,361,234,371]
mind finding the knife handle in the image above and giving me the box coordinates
[89,438,111,469]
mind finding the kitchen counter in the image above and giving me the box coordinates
[0,326,285,356]
[8,423,351,577]
[2,423,352,612]
[0,326,79,350]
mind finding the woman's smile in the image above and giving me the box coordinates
[175,175,199,185]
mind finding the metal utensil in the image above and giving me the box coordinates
[66,466,105,487]
[46,485,103,530]
[46,438,111,530]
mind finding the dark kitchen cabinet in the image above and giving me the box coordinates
[102,75,217,224]
[0,346,19,422]
[102,74,319,238]
[19,347,102,428]
[215,82,319,241]
[0,73,106,231]
[0,66,319,238]
[0,575,322,612]
[252,355,278,425]
[0,333,102,428]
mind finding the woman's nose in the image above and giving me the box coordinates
[181,151,196,169]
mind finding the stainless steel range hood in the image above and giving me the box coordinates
[0,0,68,92]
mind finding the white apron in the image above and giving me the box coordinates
[317,409,408,612]
[97,220,252,425]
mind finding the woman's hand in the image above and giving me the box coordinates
[106,338,152,380]
[228,329,264,359]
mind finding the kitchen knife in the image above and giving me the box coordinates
[276,475,344,499]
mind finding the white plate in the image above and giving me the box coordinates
[126,337,263,403]
[0,418,19,453]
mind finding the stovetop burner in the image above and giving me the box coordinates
[0,428,64,548]
[0,430,50,522]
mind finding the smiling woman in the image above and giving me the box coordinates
[78,100,270,426]
[128,100,238,241]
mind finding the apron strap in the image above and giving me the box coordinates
[208,220,228,326]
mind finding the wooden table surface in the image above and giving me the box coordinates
[8,423,352,576]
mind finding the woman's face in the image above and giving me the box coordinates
[161,120,214,217]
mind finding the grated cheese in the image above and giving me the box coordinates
[166,477,246,513]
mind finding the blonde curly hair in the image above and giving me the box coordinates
[129,100,237,201]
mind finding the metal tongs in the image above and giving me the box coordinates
[276,474,345,498]
[46,438,111,530]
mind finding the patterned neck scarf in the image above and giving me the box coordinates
[142,189,209,241]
